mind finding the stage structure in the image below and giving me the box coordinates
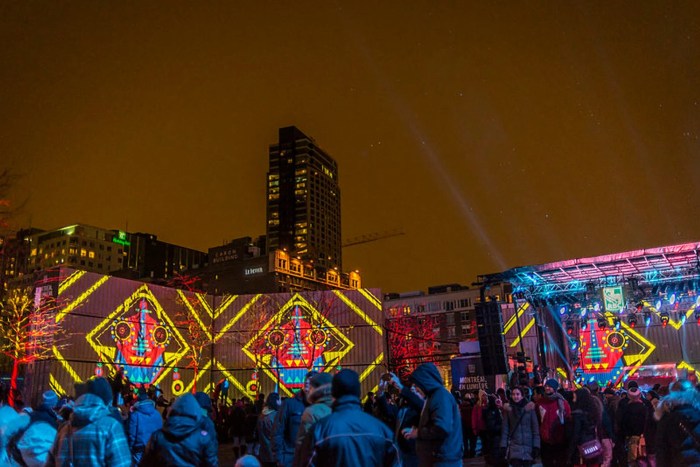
[25,268,385,404]
[479,242,700,387]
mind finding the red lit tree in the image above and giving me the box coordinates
[170,274,212,393]
[0,287,66,407]
[386,311,441,379]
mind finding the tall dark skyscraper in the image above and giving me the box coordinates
[266,126,342,270]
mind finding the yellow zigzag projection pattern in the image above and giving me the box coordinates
[47,269,384,401]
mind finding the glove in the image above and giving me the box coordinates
[532,447,540,459]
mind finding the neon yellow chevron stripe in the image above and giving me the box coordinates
[215,359,253,396]
[333,290,383,335]
[58,270,86,295]
[53,345,82,383]
[213,294,238,320]
[183,359,213,394]
[359,352,384,383]
[358,289,382,310]
[215,294,262,342]
[510,318,536,347]
[504,302,529,334]
[56,275,109,323]
[177,290,212,341]
[49,373,67,397]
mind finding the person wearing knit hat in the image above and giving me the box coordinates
[617,384,649,465]
[308,369,399,466]
[535,377,571,466]
[331,369,361,398]
[30,390,61,429]
[544,378,559,391]
[294,372,334,466]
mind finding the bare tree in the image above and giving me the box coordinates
[0,287,67,407]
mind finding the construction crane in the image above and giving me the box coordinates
[342,228,405,248]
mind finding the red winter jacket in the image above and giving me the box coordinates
[535,393,571,445]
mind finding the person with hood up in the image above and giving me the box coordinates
[654,379,700,467]
[535,379,571,467]
[499,386,540,467]
[374,372,424,467]
[294,372,333,467]
[257,393,280,467]
[30,390,61,429]
[272,371,316,467]
[0,406,30,465]
[141,392,218,466]
[193,391,218,445]
[403,362,464,467]
[128,388,163,465]
[309,369,399,467]
[46,377,131,467]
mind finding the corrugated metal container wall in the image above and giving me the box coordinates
[27,268,386,404]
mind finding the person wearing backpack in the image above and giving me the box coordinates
[535,379,571,467]
[618,387,648,466]
[499,386,540,467]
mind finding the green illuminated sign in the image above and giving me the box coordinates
[112,231,131,247]
[603,286,624,312]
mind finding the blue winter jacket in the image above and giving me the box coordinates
[409,363,464,467]
[141,393,218,466]
[128,399,163,453]
[309,394,400,467]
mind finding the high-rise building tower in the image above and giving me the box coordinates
[266,126,342,270]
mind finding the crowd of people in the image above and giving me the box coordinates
[0,365,699,466]
[449,377,700,467]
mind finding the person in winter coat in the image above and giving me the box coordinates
[12,420,57,467]
[294,372,334,467]
[128,389,163,465]
[30,390,61,429]
[483,394,504,466]
[257,393,280,467]
[472,389,489,455]
[309,369,399,467]
[46,378,131,467]
[230,400,249,460]
[617,386,648,466]
[499,386,540,467]
[140,393,218,467]
[567,388,603,466]
[374,372,424,467]
[0,406,30,465]
[460,393,478,458]
[404,362,464,467]
[535,379,571,467]
[272,371,315,467]
[654,379,700,467]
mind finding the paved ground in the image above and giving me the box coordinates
[217,443,542,466]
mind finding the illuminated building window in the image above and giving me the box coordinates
[80,249,87,257]
[88,251,95,259]
[268,194,279,200]
[30,248,36,256]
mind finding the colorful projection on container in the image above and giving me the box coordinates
[41,268,384,402]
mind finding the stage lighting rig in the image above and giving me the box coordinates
[627,313,637,328]
[660,311,670,327]
[644,311,652,327]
